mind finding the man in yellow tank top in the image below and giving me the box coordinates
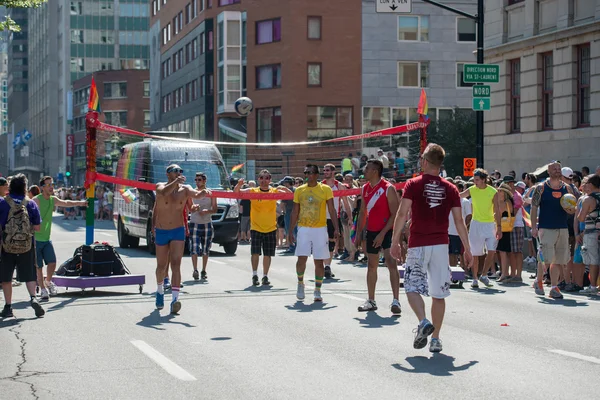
[460,169,502,289]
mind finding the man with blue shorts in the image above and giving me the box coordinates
[154,164,210,314]
[33,176,87,300]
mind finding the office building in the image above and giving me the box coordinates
[150,0,362,175]
[71,70,150,184]
[484,0,600,173]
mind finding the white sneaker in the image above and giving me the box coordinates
[579,286,598,295]
[45,280,58,296]
[471,280,479,289]
[40,289,49,300]
[296,283,305,300]
[390,299,401,314]
[313,290,323,302]
[358,299,377,312]
[429,338,443,353]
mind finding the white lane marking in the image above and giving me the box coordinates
[548,349,600,365]
[333,293,365,301]
[210,259,226,265]
[131,340,197,381]
[98,232,113,237]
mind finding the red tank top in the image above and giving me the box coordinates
[362,179,392,232]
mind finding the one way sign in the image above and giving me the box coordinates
[376,0,412,13]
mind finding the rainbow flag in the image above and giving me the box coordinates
[350,215,357,243]
[417,88,428,115]
[231,163,244,173]
[88,76,101,112]
[120,188,137,204]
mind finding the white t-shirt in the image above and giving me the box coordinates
[449,197,472,236]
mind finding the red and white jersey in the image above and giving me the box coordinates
[323,180,341,219]
[363,179,393,232]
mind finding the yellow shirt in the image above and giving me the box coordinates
[293,183,334,228]
[469,185,497,223]
[249,187,279,233]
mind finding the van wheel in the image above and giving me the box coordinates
[223,241,238,255]
[146,223,156,255]
[118,218,140,249]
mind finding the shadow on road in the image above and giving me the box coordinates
[137,309,197,330]
[353,311,400,328]
[284,301,337,313]
[469,288,507,295]
[225,286,288,294]
[537,297,589,307]
[211,337,232,341]
[392,353,479,376]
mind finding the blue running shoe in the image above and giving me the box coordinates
[170,300,181,314]
[156,292,164,310]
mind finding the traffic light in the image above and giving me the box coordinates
[65,171,71,178]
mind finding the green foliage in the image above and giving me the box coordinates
[426,108,476,177]
[0,1,47,32]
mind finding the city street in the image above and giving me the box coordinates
[1,215,599,400]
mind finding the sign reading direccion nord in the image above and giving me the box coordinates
[463,64,500,83]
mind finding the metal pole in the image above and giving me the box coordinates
[476,0,484,168]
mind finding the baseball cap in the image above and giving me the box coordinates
[516,181,526,189]
[377,149,383,153]
[0,177,6,186]
[561,167,574,178]
[279,176,293,185]
[503,175,515,183]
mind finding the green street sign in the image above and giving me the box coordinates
[463,64,500,83]
[472,98,491,111]
[472,85,491,97]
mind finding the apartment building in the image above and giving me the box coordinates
[484,0,600,173]
[71,70,150,184]
[150,0,362,175]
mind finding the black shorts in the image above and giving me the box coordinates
[366,230,393,255]
[0,248,37,283]
[326,219,336,252]
[277,215,285,229]
[448,235,462,255]
[497,231,512,253]
[250,230,277,257]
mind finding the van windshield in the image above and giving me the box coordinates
[151,160,230,190]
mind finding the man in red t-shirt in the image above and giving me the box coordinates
[355,160,401,314]
[391,144,472,353]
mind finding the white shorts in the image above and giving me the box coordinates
[295,227,330,260]
[404,244,452,299]
[469,220,498,256]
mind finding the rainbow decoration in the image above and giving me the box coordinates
[350,214,357,243]
[231,163,244,173]
[88,76,101,112]
[120,188,137,204]
[417,88,428,115]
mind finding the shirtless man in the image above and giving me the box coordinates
[154,164,210,313]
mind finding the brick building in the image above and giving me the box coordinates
[71,70,150,185]
[149,0,361,178]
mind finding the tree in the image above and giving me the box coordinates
[0,1,47,33]
[425,108,476,177]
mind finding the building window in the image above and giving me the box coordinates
[363,107,390,134]
[192,79,198,100]
[173,16,179,35]
[143,81,150,97]
[192,38,198,59]
[577,44,590,126]
[104,111,128,127]
[508,0,524,4]
[200,74,205,96]
[256,64,281,89]
[208,74,214,95]
[208,30,213,50]
[167,23,172,41]
[510,59,521,133]
[307,63,321,87]
[398,16,429,41]
[104,82,127,98]
[257,107,282,142]
[185,3,191,24]
[219,0,240,5]
[144,111,150,127]
[307,106,353,139]
[456,63,475,88]
[256,18,281,44]
[457,17,476,42]
[542,53,553,130]
[397,61,428,87]
[307,16,321,40]
[208,0,212,8]
[162,27,168,45]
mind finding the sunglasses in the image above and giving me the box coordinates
[304,171,317,175]
[258,176,271,180]
[167,167,184,174]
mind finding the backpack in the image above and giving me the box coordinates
[2,196,33,254]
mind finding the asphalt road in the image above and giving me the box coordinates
[1,214,599,399]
